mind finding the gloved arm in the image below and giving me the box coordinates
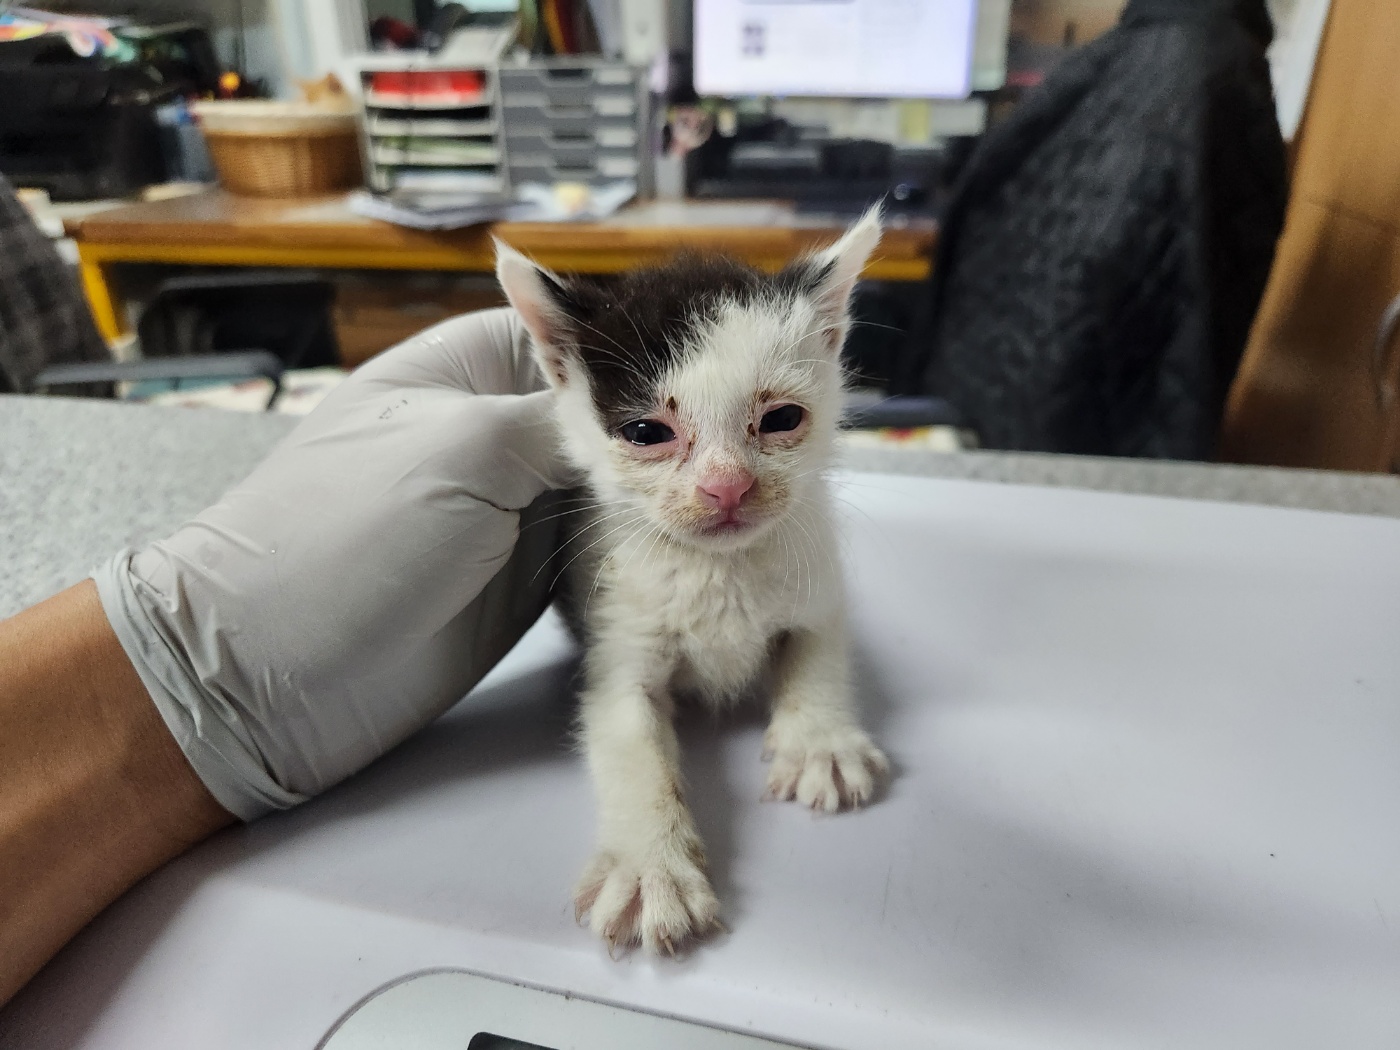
[0,308,570,1002]
[96,306,571,819]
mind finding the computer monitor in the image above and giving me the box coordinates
[694,0,979,99]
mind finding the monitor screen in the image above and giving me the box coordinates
[694,0,979,99]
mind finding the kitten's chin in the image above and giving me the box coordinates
[675,514,775,552]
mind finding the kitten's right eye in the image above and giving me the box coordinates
[618,419,676,446]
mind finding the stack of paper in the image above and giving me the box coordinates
[347,189,530,230]
[348,180,637,230]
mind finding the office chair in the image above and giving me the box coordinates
[913,0,1286,459]
[33,272,339,410]
[0,172,301,407]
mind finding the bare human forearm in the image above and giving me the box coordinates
[0,581,233,1005]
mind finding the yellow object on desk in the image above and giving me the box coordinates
[63,190,938,344]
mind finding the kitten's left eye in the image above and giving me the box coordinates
[759,404,805,433]
[619,419,676,445]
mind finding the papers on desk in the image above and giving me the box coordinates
[347,181,637,231]
[347,189,528,230]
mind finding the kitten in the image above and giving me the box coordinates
[496,207,890,955]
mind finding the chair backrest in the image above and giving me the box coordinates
[137,272,339,370]
[916,0,1286,459]
[0,173,112,395]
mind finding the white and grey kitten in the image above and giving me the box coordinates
[496,207,889,955]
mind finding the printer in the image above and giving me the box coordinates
[0,23,217,200]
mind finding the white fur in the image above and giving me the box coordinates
[497,207,889,955]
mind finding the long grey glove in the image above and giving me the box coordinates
[95,308,572,820]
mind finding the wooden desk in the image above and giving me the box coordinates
[64,191,936,343]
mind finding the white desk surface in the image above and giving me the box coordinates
[3,474,1398,1050]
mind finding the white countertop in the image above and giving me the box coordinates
[3,441,1398,1049]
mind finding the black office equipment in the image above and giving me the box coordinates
[0,24,218,201]
[689,117,949,216]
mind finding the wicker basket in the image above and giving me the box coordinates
[194,101,363,198]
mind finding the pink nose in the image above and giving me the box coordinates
[697,473,755,512]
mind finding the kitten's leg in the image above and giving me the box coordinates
[573,645,719,954]
[764,618,889,812]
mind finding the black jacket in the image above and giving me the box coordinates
[920,0,1288,459]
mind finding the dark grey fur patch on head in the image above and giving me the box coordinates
[542,252,828,430]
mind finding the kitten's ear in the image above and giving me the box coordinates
[495,239,577,388]
[803,203,883,350]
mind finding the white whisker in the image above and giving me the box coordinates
[541,512,647,589]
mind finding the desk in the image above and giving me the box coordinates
[63,191,937,344]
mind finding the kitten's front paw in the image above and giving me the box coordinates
[763,722,890,812]
[574,842,721,956]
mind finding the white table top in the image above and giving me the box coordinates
[3,472,1399,1050]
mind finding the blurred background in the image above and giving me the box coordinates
[7,0,1397,476]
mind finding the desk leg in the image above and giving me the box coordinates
[77,252,128,344]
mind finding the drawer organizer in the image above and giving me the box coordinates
[355,61,506,194]
[354,56,649,195]
[498,59,649,188]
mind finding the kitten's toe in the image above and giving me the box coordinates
[764,725,888,812]
[574,847,720,957]
[588,865,644,949]
[763,751,804,802]
[639,863,720,955]
[797,752,845,812]
[574,851,612,924]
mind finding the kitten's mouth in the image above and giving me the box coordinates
[698,511,755,536]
